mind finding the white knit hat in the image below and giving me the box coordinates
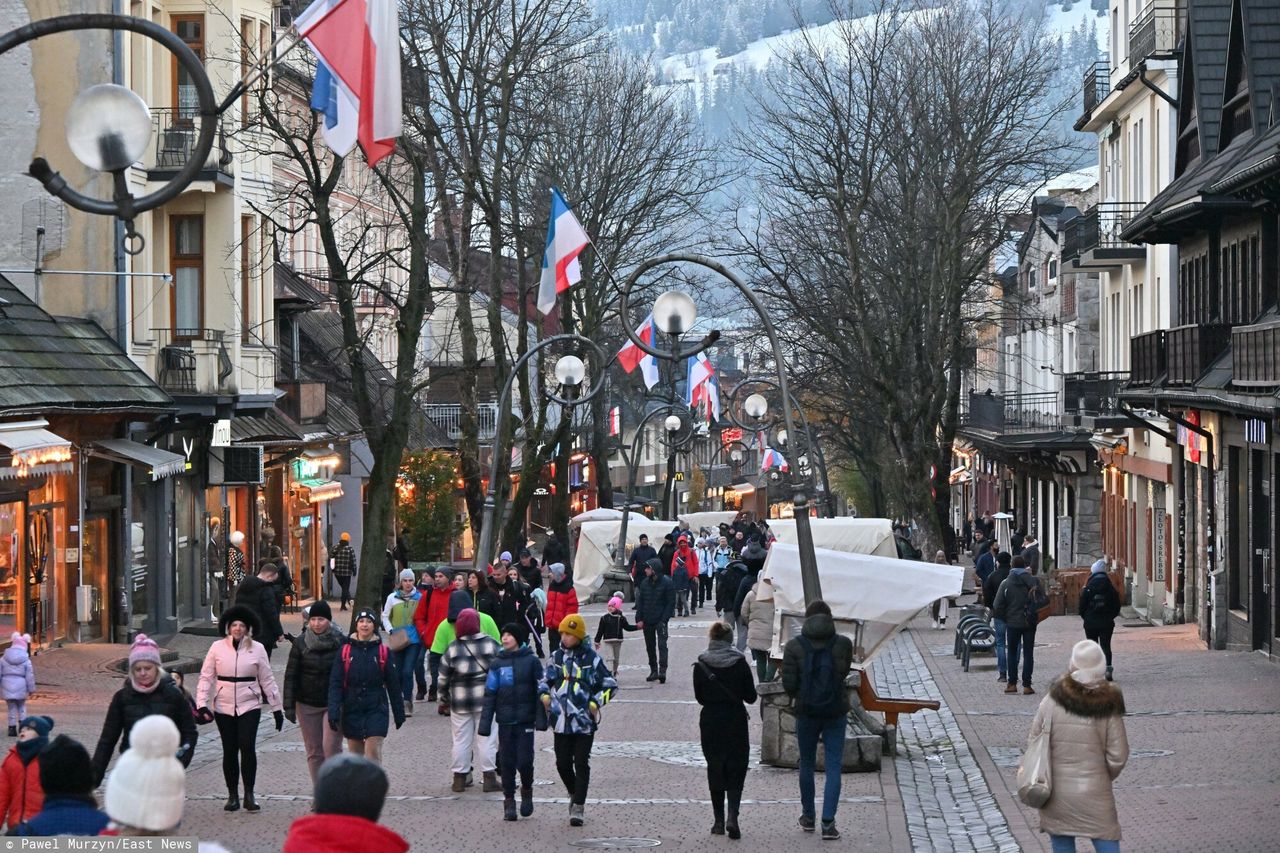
[1068,639,1107,685]
[105,715,186,831]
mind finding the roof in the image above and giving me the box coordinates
[1186,0,1234,163]
[1210,119,1280,194]
[0,275,171,415]
[1240,0,1280,135]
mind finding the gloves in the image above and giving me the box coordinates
[328,718,339,732]
[284,709,297,725]
[273,710,285,731]
[195,707,215,725]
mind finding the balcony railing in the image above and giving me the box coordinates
[1129,329,1167,385]
[1129,2,1184,65]
[152,328,234,394]
[422,402,499,440]
[1166,323,1230,385]
[145,109,232,177]
[1232,319,1280,388]
[961,390,1060,432]
[1062,203,1146,260]
[1083,60,1110,116]
[1063,372,1130,415]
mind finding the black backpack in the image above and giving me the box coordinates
[1024,576,1049,626]
[797,636,843,718]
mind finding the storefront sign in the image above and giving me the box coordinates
[211,420,232,448]
[720,427,743,448]
[533,487,550,496]
[1154,511,1167,583]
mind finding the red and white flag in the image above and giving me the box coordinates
[296,0,402,166]
[537,188,591,316]
[618,315,659,389]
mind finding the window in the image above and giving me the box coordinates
[171,15,204,119]
[240,18,254,128]
[1047,257,1058,281]
[170,215,204,337]
[1132,119,1144,201]
[241,216,255,344]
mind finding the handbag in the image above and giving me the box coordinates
[385,630,410,652]
[1016,710,1053,807]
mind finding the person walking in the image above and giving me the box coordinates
[594,596,639,677]
[693,621,757,840]
[91,635,197,786]
[9,734,109,837]
[781,600,853,841]
[328,608,406,766]
[488,564,532,631]
[516,549,543,590]
[283,600,347,785]
[413,567,455,704]
[983,552,1013,684]
[634,558,675,683]
[330,533,357,612]
[1079,560,1121,681]
[627,534,658,590]
[382,569,423,717]
[283,754,409,853]
[195,605,283,812]
[0,715,52,831]
[438,608,501,794]
[740,579,776,682]
[1,633,34,738]
[464,570,499,622]
[1022,535,1042,575]
[712,537,733,615]
[975,540,999,593]
[479,622,544,821]
[993,555,1047,695]
[234,562,285,659]
[930,550,952,629]
[541,531,568,568]
[544,563,579,652]
[540,614,616,827]
[672,535,700,617]
[657,534,677,576]
[1026,640,1129,853]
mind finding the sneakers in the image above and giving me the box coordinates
[799,815,816,832]
[821,821,841,840]
[1022,685,1035,695]
[569,802,585,827]
[1003,683,1017,694]
[931,619,939,629]
[997,672,1007,682]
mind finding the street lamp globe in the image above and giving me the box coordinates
[664,414,682,433]
[65,84,152,173]
[730,449,743,463]
[652,290,698,335]
[776,428,788,447]
[744,393,769,420]
[553,354,586,387]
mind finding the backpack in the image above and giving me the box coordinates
[1023,576,1050,627]
[341,643,388,690]
[797,636,843,718]
[1085,579,1114,619]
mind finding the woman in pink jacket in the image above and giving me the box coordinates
[196,604,283,814]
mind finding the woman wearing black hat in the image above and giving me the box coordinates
[195,604,283,813]
[327,608,405,766]
[283,600,347,785]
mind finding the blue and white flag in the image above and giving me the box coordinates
[310,59,359,157]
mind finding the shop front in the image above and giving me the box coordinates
[288,452,343,602]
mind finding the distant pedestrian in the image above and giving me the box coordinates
[196,606,283,812]
[696,534,715,611]
[438,608,500,794]
[733,544,767,652]
[9,734,108,837]
[1,632,35,737]
[540,614,616,827]
[541,531,568,568]
[0,715,52,831]
[984,553,1013,684]
[930,550,951,629]
[657,534,677,576]
[544,563,579,651]
[382,569,423,717]
[975,541,999,591]
[716,559,749,627]
[330,533,357,611]
[412,567,455,704]
[693,621,757,840]
[479,622,545,821]
[227,530,247,592]
[1011,526,1026,555]
[487,563,532,631]
[1022,535,1041,574]
[634,558,674,683]
[283,754,408,853]
[712,537,733,614]
[283,600,347,785]
[463,569,499,621]
[993,556,1047,695]
[594,596,639,677]
[672,536,699,617]
[517,548,543,590]
[627,534,657,589]
[1079,560,1121,681]
[782,600,853,841]
[1026,640,1128,852]
[526,584,547,658]
[328,608,405,766]
[234,562,285,659]
[740,579,776,682]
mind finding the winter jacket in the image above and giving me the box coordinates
[731,569,758,621]
[627,545,657,581]
[0,647,34,701]
[1022,543,1042,574]
[517,558,542,590]
[974,551,996,586]
[544,577,579,631]
[1031,676,1128,841]
[487,577,531,629]
[479,645,542,734]
[983,564,1011,611]
[671,545,699,592]
[594,612,638,644]
[539,643,616,735]
[92,676,198,785]
[234,575,284,651]
[657,542,677,575]
[7,795,109,837]
[541,536,568,567]
[1079,572,1121,631]
[196,636,282,717]
[0,749,40,830]
[283,812,409,853]
[740,587,775,652]
[437,634,500,715]
[412,585,453,648]
[992,568,1044,629]
[284,627,348,712]
[330,542,357,578]
[465,586,499,622]
[430,612,501,655]
[634,572,675,625]
[781,612,854,718]
[716,562,749,617]
[382,588,422,646]
[712,546,732,574]
[328,636,405,739]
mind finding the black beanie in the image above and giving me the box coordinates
[501,621,528,645]
[308,599,333,621]
[314,754,389,821]
[39,735,94,797]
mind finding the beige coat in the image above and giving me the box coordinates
[1029,676,1129,840]
[739,586,774,652]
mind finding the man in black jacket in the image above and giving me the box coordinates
[716,561,749,624]
[992,557,1044,694]
[1079,559,1121,680]
[627,535,658,588]
[236,563,285,657]
[488,566,531,629]
[633,558,674,683]
[541,531,568,568]
[983,552,1012,682]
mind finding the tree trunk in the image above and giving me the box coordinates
[353,446,398,621]
[589,388,615,509]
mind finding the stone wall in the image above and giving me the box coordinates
[757,674,884,772]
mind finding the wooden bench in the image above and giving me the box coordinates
[857,675,940,728]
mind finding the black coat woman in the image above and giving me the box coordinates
[692,621,758,839]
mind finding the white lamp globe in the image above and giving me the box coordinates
[554,354,586,387]
[744,393,769,420]
[652,290,698,335]
[66,84,152,172]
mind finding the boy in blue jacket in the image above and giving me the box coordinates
[479,622,543,821]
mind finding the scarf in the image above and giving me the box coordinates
[130,672,163,694]
[17,735,46,764]
[698,638,744,670]
[303,627,341,653]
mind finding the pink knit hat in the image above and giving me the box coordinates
[128,634,162,669]
[607,596,623,612]
[9,632,30,651]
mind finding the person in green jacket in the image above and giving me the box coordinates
[431,590,501,655]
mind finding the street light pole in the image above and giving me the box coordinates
[614,405,694,573]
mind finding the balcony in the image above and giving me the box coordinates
[422,402,499,441]
[278,380,328,424]
[1129,2,1184,65]
[1064,371,1130,429]
[152,328,235,395]
[1166,323,1230,386]
[144,109,233,185]
[1129,329,1167,385]
[1061,203,1146,270]
[1232,319,1280,388]
[1082,60,1110,117]
[961,390,1060,433]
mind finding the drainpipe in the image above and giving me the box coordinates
[1159,406,1217,650]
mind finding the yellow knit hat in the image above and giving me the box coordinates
[559,614,587,641]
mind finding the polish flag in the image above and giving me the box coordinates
[537,188,591,316]
[687,352,720,422]
[757,429,788,472]
[296,0,402,166]
[618,315,659,389]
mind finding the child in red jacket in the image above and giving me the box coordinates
[0,715,52,831]
[544,564,579,651]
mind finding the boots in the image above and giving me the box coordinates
[504,797,518,821]
[1106,666,1114,681]
[452,773,467,793]
[658,670,666,684]
[726,789,742,839]
[482,771,501,792]
[711,789,725,835]
[645,670,659,682]
[427,685,438,703]
[243,791,260,813]
[520,785,534,817]
[5,726,14,738]
[224,792,240,812]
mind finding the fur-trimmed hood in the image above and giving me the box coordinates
[1049,675,1125,718]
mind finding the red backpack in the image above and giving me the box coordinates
[340,643,388,690]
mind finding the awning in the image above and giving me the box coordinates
[729,482,756,495]
[0,421,73,480]
[297,477,343,503]
[93,438,186,481]
[948,466,972,485]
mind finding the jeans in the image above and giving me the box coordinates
[1085,623,1115,667]
[498,724,535,797]
[214,709,261,795]
[1049,835,1120,853]
[394,643,425,705]
[676,589,690,617]
[699,575,713,608]
[1006,625,1036,687]
[449,709,497,774]
[296,702,343,784]
[553,732,595,804]
[796,713,846,823]
[642,622,669,673]
[993,617,1007,677]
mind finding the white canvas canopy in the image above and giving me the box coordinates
[763,518,898,557]
[571,518,676,601]
[677,510,738,530]
[763,542,964,667]
[569,508,626,529]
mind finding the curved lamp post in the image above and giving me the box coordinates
[474,334,609,573]
[614,402,700,572]
[620,254,822,603]
[0,15,218,252]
